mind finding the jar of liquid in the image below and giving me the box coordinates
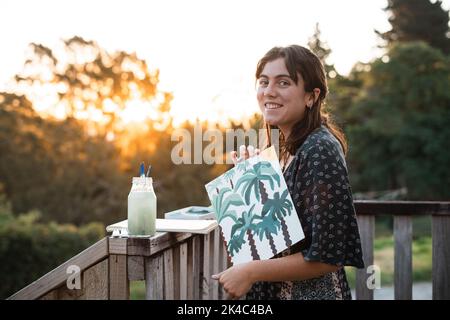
[127,177,156,236]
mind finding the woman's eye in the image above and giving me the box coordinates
[258,79,268,86]
[279,80,290,86]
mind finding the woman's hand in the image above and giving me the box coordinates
[211,262,255,300]
[230,145,260,166]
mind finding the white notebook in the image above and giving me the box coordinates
[106,218,218,236]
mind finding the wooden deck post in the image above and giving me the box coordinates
[145,254,164,299]
[163,248,176,299]
[394,215,412,300]
[202,231,214,299]
[212,228,220,300]
[179,242,188,299]
[192,235,203,299]
[432,215,450,300]
[109,254,129,300]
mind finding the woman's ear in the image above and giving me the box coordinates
[306,88,321,108]
[312,88,321,103]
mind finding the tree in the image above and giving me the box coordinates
[0,92,128,225]
[308,22,349,129]
[308,23,338,79]
[345,42,450,199]
[376,0,450,54]
[327,61,372,127]
[15,36,173,133]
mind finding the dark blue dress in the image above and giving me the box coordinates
[246,125,364,300]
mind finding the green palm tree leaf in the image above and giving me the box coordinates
[220,210,238,223]
[222,193,244,213]
[235,173,254,190]
[258,162,280,186]
[230,221,243,237]
[253,180,260,202]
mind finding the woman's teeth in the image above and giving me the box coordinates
[265,103,283,109]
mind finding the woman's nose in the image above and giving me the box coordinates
[264,84,277,97]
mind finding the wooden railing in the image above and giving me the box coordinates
[354,201,450,300]
[8,201,450,300]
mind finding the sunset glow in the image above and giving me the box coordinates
[1,0,449,125]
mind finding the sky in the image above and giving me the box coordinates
[1,0,449,125]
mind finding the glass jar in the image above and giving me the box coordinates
[127,177,157,236]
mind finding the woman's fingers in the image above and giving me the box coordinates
[247,145,255,157]
[239,145,249,160]
[230,151,238,165]
[231,146,260,166]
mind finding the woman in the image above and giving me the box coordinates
[212,45,365,300]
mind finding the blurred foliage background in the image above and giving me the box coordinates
[0,0,449,298]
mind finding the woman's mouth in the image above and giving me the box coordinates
[265,103,284,109]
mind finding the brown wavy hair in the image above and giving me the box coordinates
[256,45,347,162]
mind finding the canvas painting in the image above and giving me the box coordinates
[205,146,304,265]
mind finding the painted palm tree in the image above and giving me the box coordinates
[222,169,236,189]
[254,214,281,257]
[261,189,294,247]
[235,161,280,205]
[205,176,223,195]
[228,204,261,260]
[210,187,244,223]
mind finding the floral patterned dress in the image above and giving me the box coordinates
[246,125,365,300]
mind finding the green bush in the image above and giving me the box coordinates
[0,194,105,299]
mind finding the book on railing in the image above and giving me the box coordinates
[164,206,216,220]
[205,146,304,265]
[106,218,218,236]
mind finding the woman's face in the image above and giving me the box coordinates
[257,58,311,136]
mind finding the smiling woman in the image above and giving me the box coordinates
[213,45,364,301]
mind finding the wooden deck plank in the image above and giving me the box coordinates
[163,248,174,300]
[109,254,129,300]
[127,232,193,257]
[394,215,412,300]
[212,228,220,300]
[354,201,450,216]
[180,242,188,299]
[202,232,212,300]
[187,238,195,300]
[193,235,203,299]
[109,237,127,255]
[432,215,450,300]
[218,231,228,300]
[127,256,145,281]
[145,254,164,300]
[83,258,109,299]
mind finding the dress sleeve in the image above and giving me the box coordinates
[297,140,364,268]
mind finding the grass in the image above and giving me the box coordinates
[130,281,146,300]
[345,235,432,289]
